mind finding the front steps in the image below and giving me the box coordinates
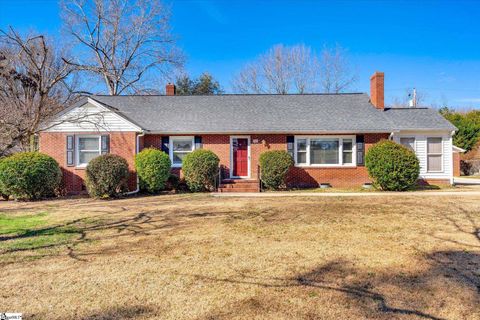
[218,179,260,193]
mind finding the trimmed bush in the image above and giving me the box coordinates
[259,150,294,190]
[135,148,171,193]
[365,140,420,191]
[0,152,62,200]
[85,154,129,198]
[182,149,220,192]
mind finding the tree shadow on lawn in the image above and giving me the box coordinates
[183,251,480,320]
[187,205,480,320]
[31,304,155,320]
[0,205,238,263]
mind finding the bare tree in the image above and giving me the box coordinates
[232,62,265,94]
[233,44,316,94]
[232,44,356,94]
[320,45,357,93]
[0,28,76,156]
[61,0,183,95]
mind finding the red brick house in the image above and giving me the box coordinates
[39,72,458,193]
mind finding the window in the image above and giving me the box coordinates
[400,137,415,151]
[77,136,101,167]
[310,139,339,164]
[296,139,307,164]
[294,136,356,166]
[427,137,443,172]
[170,136,195,167]
[342,139,353,164]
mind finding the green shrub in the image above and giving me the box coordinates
[182,149,220,192]
[135,148,171,193]
[85,154,129,198]
[259,150,294,190]
[0,152,62,200]
[0,157,7,200]
[365,140,420,191]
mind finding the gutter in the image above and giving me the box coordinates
[450,130,456,186]
[125,131,145,196]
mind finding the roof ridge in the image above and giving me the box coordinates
[91,92,367,97]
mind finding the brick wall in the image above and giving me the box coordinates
[453,152,461,177]
[39,132,137,194]
[40,132,396,193]
[287,133,389,187]
[143,133,389,188]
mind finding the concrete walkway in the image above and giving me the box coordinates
[213,189,480,197]
[454,177,480,185]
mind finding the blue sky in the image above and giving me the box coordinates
[1,0,480,108]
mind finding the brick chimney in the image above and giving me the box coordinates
[166,83,176,96]
[370,72,384,110]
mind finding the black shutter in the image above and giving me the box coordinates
[161,136,169,154]
[287,136,295,158]
[194,136,202,149]
[101,135,109,154]
[66,135,75,166]
[356,135,365,166]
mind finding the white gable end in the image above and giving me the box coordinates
[43,99,141,132]
[393,130,453,182]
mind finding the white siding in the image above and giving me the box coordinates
[44,100,141,132]
[394,130,453,182]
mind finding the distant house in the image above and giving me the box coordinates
[39,72,458,193]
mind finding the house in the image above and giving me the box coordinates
[39,72,457,193]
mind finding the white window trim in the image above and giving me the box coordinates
[76,135,102,168]
[400,137,416,152]
[294,135,357,167]
[427,137,444,173]
[169,136,195,168]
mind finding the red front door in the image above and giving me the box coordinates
[233,138,248,177]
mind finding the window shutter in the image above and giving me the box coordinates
[101,135,110,154]
[66,135,75,167]
[287,136,295,158]
[161,136,170,154]
[194,136,202,149]
[356,135,365,166]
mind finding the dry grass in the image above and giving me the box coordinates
[1,193,480,320]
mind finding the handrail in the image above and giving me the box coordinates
[217,165,222,191]
[258,164,262,192]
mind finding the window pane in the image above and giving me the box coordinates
[79,137,99,150]
[79,151,100,164]
[310,139,339,164]
[343,139,353,151]
[297,139,307,151]
[297,151,307,164]
[173,139,193,152]
[428,155,442,172]
[343,151,353,164]
[400,138,415,151]
[427,138,442,154]
[173,152,187,165]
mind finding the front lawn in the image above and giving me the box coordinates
[1,193,479,319]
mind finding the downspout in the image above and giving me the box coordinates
[389,132,394,140]
[126,131,145,195]
[450,130,456,185]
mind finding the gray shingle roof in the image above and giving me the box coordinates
[90,94,455,133]
[383,108,456,131]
